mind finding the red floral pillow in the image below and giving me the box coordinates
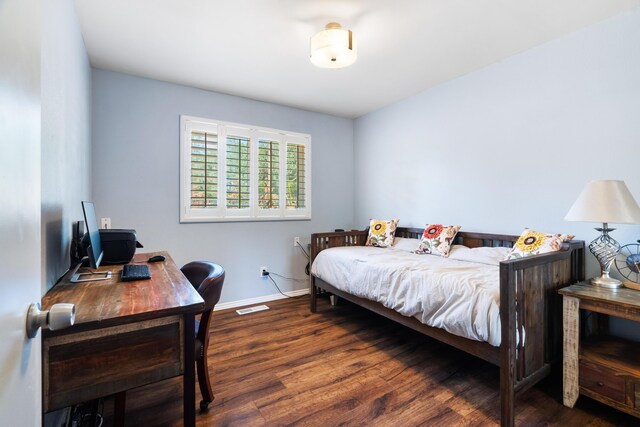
[415,224,461,257]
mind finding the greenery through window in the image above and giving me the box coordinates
[226,135,250,209]
[180,116,311,222]
[286,143,306,209]
[258,139,280,209]
[190,131,218,208]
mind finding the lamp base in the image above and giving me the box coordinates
[588,224,623,289]
[589,274,623,288]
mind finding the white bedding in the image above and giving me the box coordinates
[311,242,513,347]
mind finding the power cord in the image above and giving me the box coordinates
[265,273,293,298]
[296,241,309,258]
[269,272,308,282]
[296,241,311,276]
[262,270,306,299]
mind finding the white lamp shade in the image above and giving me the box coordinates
[310,22,356,69]
[565,180,640,224]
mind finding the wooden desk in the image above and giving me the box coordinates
[41,251,204,426]
[560,283,640,418]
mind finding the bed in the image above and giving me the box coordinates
[309,228,585,427]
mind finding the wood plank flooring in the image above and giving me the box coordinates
[110,295,639,426]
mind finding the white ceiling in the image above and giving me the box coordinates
[74,0,640,118]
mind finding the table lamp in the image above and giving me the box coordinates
[565,180,640,288]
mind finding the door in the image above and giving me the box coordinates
[0,0,43,425]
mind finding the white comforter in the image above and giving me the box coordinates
[311,242,512,347]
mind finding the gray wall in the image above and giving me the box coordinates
[354,7,640,338]
[41,0,92,292]
[91,70,354,303]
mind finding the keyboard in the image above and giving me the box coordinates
[121,264,151,281]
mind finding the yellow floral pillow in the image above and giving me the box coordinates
[505,228,574,260]
[415,224,461,257]
[365,219,399,247]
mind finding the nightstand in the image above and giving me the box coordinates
[559,282,640,418]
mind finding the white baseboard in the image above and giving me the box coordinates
[214,288,309,311]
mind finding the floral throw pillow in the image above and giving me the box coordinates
[505,228,574,260]
[365,219,399,247]
[415,224,461,257]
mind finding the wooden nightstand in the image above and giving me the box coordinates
[560,282,640,418]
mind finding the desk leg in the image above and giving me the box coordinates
[114,391,126,427]
[563,295,580,407]
[184,313,196,427]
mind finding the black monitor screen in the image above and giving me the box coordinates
[81,201,103,269]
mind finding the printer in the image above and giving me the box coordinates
[81,229,142,265]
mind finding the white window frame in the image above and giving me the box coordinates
[180,115,311,222]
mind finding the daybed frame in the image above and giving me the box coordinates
[310,228,585,427]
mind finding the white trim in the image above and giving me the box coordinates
[214,288,309,311]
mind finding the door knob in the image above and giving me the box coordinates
[26,302,75,338]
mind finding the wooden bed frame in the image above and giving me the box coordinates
[310,228,585,427]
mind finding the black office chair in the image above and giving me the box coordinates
[181,261,225,411]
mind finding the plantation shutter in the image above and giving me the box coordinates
[226,134,251,209]
[190,130,218,208]
[258,139,280,209]
[286,142,306,209]
[181,115,310,222]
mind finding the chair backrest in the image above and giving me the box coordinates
[180,261,225,311]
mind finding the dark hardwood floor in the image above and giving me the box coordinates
[109,295,638,426]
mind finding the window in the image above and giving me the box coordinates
[189,130,218,208]
[225,132,250,210]
[286,142,306,209]
[258,138,279,209]
[180,116,311,222]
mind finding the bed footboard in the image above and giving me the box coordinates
[499,240,585,426]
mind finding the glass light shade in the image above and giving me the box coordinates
[310,22,357,69]
[565,180,640,224]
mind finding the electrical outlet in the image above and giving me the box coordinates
[260,266,268,278]
[100,218,111,229]
[293,236,300,247]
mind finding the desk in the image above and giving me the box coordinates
[41,251,204,426]
[560,283,640,419]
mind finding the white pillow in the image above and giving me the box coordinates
[390,237,422,252]
[448,245,512,266]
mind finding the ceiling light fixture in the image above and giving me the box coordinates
[310,22,357,69]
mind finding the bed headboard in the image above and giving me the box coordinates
[310,227,520,262]
[394,227,518,248]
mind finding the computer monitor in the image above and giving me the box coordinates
[82,201,103,269]
[70,201,112,283]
